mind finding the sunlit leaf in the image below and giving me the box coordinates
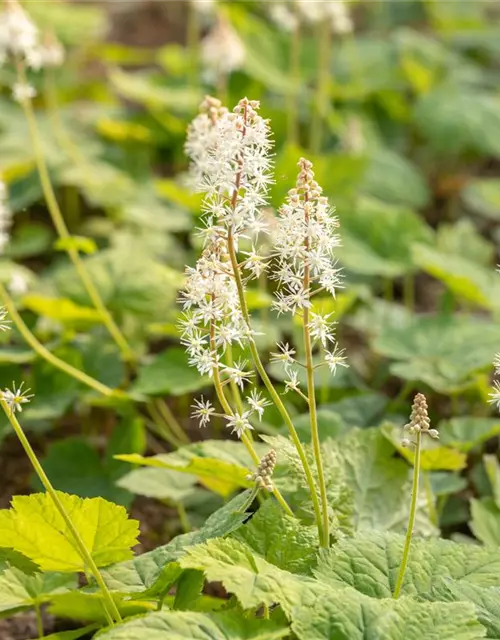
[0,492,139,572]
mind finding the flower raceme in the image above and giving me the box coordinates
[0,0,65,101]
[183,97,347,439]
[271,158,342,313]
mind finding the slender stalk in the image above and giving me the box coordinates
[35,602,44,639]
[43,68,85,168]
[0,284,114,397]
[1,284,188,451]
[287,13,301,145]
[310,21,331,154]
[393,430,421,599]
[145,402,183,449]
[210,326,293,516]
[186,1,200,87]
[0,400,122,624]
[225,345,245,414]
[384,278,394,302]
[155,398,189,445]
[302,269,329,546]
[386,381,413,414]
[226,228,322,536]
[17,63,133,362]
[176,500,190,533]
[403,274,415,311]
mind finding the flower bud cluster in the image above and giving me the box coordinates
[401,393,439,447]
[247,449,277,491]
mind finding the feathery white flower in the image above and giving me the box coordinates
[242,246,267,278]
[191,396,216,428]
[246,388,271,421]
[494,353,500,376]
[270,342,296,369]
[324,345,348,374]
[188,347,219,377]
[284,369,301,394]
[490,381,500,410]
[226,410,253,438]
[8,273,28,296]
[0,307,10,332]
[185,96,228,187]
[12,81,36,103]
[0,0,39,62]
[201,17,245,80]
[26,32,65,70]
[2,381,34,413]
[269,2,298,32]
[190,0,216,16]
[295,0,324,23]
[295,1,353,33]
[308,312,336,347]
[324,1,353,34]
[221,359,253,389]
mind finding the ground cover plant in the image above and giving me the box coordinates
[1,0,500,638]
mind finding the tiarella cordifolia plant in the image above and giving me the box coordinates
[394,393,439,599]
[183,96,349,546]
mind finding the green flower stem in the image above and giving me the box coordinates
[210,329,293,517]
[393,429,421,599]
[155,398,190,445]
[403,274,415,312]
[0,399,122,625]
[176,500,190,533]
[226,228,322,536]
[35,602,44,639]
[310,20,331,154]
[17,63,134,362]
[225,345,245,414]
[0,283,114,398]
[145,401,183,449]
[43,68,86,169]
[186,1,200,86]
[287,14,301,145]
[303,297,329,547]
[2,284,187,451]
